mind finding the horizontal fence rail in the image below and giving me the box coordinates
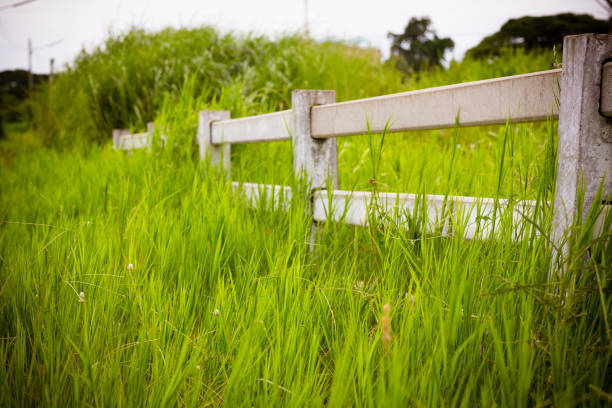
[113,122,156,151]
[209,69,562,145]
[311,69,561,138]
[313,189,537,240]
[231,183,539,241]
[116,69,562,149]
[231,182,292,210]
[233,183,610,241]
[211,110,292,144]
[233,182,609,241]
[114,131,150,150]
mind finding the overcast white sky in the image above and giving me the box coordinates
[0,0,608,73]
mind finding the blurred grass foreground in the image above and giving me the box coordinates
[0,26,610,406]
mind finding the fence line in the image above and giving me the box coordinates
[113,34,611,256]
[113,70,561,150]
[231,182,538,241]
[112,122,155,151]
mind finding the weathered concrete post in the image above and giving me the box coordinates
[197,110,231,176]
[292,90,337,250]
[552,34,612,265]
[112,129,121,150]
[292,90,338,189]
[146,121,155,152]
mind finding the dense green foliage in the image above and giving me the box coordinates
[1,27,611,406]
[466,13,608,59]
[29,26,403,147]
[0,70,49,138]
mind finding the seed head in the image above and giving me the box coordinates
[353,280,365,291]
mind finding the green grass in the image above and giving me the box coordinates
[1,28,611,406]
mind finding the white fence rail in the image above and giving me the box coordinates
[212,110,292,144]
[112,122,155,151]
[231,182,292,210]
[114,34,612,252]
[313,190,537,241]
[231,182,538,241]
[311,69,561,138]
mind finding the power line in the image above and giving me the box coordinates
[28,37,62,93]
[0,0,37,12]
[34,38,62,50]
[304,0,309,37]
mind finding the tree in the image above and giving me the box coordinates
[388,17,454,74]
[466,13,608,59]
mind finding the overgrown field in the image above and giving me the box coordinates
[1,27,611,406]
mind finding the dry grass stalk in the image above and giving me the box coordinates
[381,303,392,353]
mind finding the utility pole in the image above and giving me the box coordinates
[28,38,33,94]
[304,0,309,37]
[27,39,62,92]
[50,58,54,85]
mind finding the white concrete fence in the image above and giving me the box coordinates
[114,34,612,247]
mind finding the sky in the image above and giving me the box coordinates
[0,0,608,74]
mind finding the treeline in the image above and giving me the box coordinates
[388,13,608,74]
[0,70,48,138]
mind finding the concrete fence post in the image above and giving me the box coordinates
[146,121,155,152]
[552,34,612,264]
[292,90,338,189]
[147,121,154,140]
[291,90,337,250]
[112,129,121,150]
[197,110,231,176]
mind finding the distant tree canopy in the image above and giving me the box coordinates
[466,13,608,59]
[0,70,48,127]
[388,17,454,73]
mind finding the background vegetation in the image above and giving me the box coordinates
[388,16,454,74]
[1,24,610,407]
[26,27,403,148]
[465,13,608,59]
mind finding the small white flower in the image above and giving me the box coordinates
[196,365,201,370]
[353,280,364,291]
[213,309,220,316]
[127,263,134,270]
[78,291,85,303]
[85,221,92,226]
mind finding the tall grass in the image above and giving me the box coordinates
[2,28,610,406]
[28,26,404,148]
[1,107,610,406]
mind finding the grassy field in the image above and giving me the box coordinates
[1,27,611,406]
